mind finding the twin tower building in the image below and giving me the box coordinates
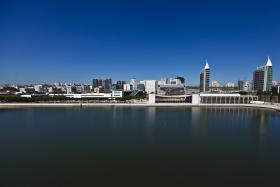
[199,57,273,93]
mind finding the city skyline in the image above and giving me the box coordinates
[1,0,280,84]
[0,57,276,87]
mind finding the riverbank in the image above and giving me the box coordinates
[0,102,280,111]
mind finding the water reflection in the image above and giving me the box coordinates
[190,106,274,153]
[1,106,280,186]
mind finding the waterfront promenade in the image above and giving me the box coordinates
[0,102,280,111]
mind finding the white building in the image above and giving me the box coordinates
[47,87,53,93]
[200,61,210,92]
[123,84,132,91]
[130,78,137,90]
[145,80,157,94]
[66,86,72,94]
[50,91,123,99]
[34,85,43,92]
[272,80,280,86]
[157,80,166,86]
[19,88,26,93]
[225,82,235,87]
[211,81,221,88]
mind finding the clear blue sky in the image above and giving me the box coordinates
[0,0,279,85]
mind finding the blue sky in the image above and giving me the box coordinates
[0,0,279,85]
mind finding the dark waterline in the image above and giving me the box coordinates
[0,106,280,187]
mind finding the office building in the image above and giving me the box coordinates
[116,81,125,90]
[253,57,273,92]
[272,86,280,94]
[200,61,210,92]
[92,78,112,91]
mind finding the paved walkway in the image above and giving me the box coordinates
[0,102,280,111]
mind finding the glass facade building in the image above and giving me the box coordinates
[253,57,273,92]
[200,61,210,92]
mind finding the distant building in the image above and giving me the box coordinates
[19,88,26,93]
[130,78,137,90]
[137,83,145,91]
[73,85,84,94]
[49,91,123,99]
[253,57,273,92]
[176,76,185,84]
[92,79,99,88]
[157,76,185,95]
[83,85,91,93]
[25,87,36,94]
[47,87,53,93]
[66,86,72,94]
[211,81,221,88]
[123,84,132,91]
[238,80,252,92]
[144,80,158,94]
[158,79,167,86]
[157,84,185,95]
[92,78,112,92]
[200,61,210,92]
[272,86,280,94]
[116,81,125,90]
[272,80,280,86]
[225,82,235,87]
[34,85,43,93]
[103,78,112,90]
[93,87,104,93]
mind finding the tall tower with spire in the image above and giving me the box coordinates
[200,60,210,92]
[253,57,273,92]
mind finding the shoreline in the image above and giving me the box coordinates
[0,102,279,111]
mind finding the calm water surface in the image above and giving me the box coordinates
[0,106,280,187]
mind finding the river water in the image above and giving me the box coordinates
[0,106,280,186]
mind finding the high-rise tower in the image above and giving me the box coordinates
[253,57,273,92]
[200,61,210,92]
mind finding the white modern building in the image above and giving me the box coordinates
[49,91,123,99]
[144,80,158,94]
[225,82,235,87]
[200,61,210,92]
[34,85,43,92]
[66,86,72,94]
[130,78,137,90]
[19,88,26,93]
[198,93,257,104]
[123,84,132,91]
[211,81,221,88]
[272,80,280,86]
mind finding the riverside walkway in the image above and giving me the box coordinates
[0,102,280,112]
